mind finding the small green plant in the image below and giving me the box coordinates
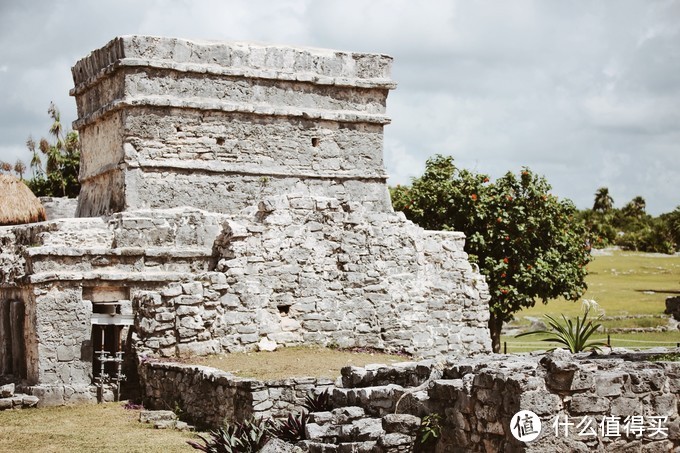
[649,353,680,362]
[516,306,607,353]
[187,418,269,453]
[417,413,442,448]
[303,389,332,412]
[268,412,308,442]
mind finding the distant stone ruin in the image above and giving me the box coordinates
[0,36,491,406]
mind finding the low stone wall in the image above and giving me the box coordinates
[138,359,334,429]
[140,350,680,452]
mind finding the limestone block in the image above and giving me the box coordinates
[139,410,178,423]
[22,395,39,408]
[258,337,277,351]
[569,395,610,414]
[381,414,421,436]
[0,383,14,398]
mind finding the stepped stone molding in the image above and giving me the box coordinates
[71,36,396,217]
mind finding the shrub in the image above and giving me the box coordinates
[516,307,607,353]
[268,412,308,442]
[303,389,332,412]
[187,418,269,453]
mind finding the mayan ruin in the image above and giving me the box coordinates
[0,35,491,405]
[0,36,678,452]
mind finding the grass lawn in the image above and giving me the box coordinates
[187,346,408,380]
[508,250,680,350]
[0,348,408,452]
[0,402,196,453]
[502,331,680,353]
[517,250,680,319]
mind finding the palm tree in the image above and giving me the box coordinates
[25,136,42,178]
[623,196,646,219]
[13,160,26,180]
[593,187,614,213]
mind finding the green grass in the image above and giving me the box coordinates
[503,331,680,353]
[508,250,680,351]
[598,316,668,330]
[0,402,196,453]
[187,346,407,380]
[518,250,680,318]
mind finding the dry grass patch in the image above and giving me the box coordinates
[187,346,409,380]
[0,402,196,453]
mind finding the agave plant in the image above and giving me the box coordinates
[303,389,332,412]
[268,411,308,442]
[187,417,269,453]
[516,308,607,353]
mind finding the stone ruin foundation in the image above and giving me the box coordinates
[0,35,491,406]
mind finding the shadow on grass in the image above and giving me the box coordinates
[634,289,680,295]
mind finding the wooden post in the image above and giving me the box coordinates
[503,341,507,354]
[0,299,12,374]
[9,300,25,378]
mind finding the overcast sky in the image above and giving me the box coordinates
[1,0,678,215]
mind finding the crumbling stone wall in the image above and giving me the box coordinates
[139,350,680,452]
[131,195,491,359]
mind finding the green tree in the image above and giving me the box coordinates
[621,196,646,219]
[391,155,591,352]
[25,102,80,197]
[592,187,614,213]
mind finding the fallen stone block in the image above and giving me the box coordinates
[139,409,178,424]
[0,383,14,398]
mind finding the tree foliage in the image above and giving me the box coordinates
[580,188,678,254]
[390,155,591,352]
[23,102,81,197]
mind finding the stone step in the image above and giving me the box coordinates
[0,393,39,410]
[340,361,435,389]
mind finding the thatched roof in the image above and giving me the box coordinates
[0,175,46,226]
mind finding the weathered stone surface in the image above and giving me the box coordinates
[137,350,680,450]
[139,410,178,424]
[381,413,421,435]
[72,36,396,217]
[260,437,302,453]
[257,337,278,352]
[0,383,14,397]
[666,296,680,321]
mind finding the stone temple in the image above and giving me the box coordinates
[0,36,491,405]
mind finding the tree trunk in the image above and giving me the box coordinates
[488,312,504,353]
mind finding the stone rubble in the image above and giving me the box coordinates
[139,349,680,451]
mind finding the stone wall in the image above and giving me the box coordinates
[139,360,334,429]
[0,194,491,402]
[71,36,396,217]
[39,197,78,220]
[139,350,680,452]
[132,195,491,359]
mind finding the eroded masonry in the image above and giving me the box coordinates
[0,36,491,405]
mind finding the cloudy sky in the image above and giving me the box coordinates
[1,0,678,214]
